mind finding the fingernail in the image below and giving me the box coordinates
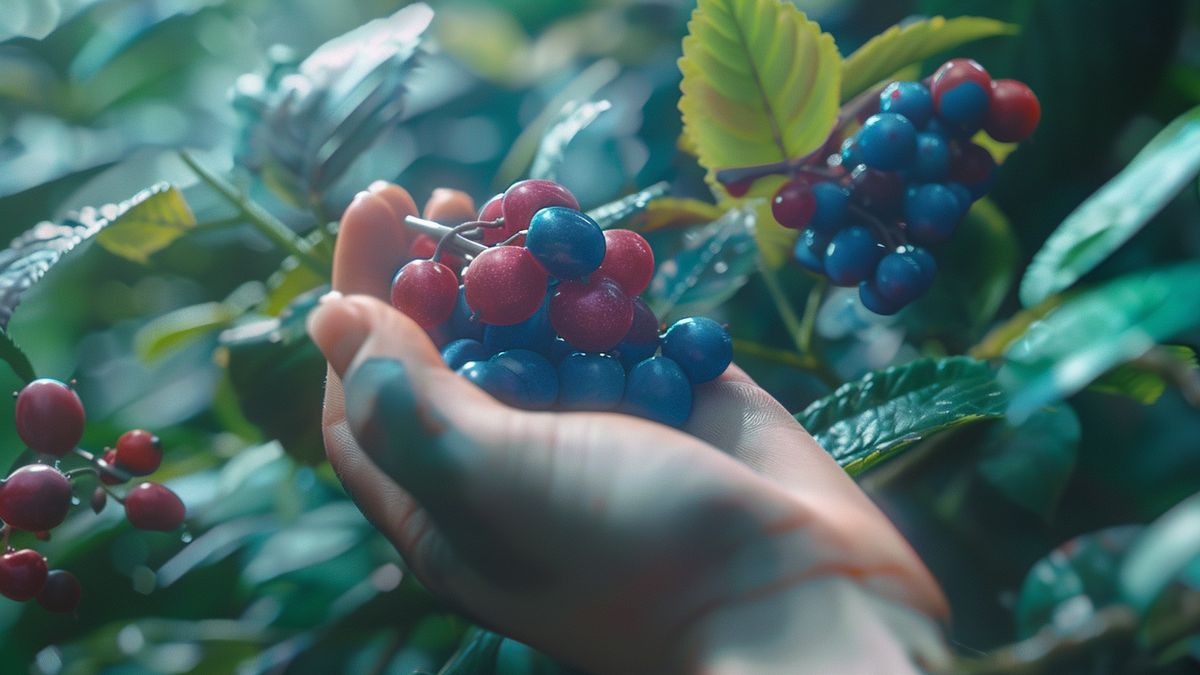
[306,296,368,374]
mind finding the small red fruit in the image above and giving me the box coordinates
[0,464,73,532]
[14,379,85,457]
[0,549,48,601]
[37,570,81,612]
[124,482,186,532]
[390,260,460,328]
[985,79,1040,143]
[99,449,126,486]
[499,180,579,245]
[550,276,634,352]
[114,429,163,476]
[598,230,655,296]
[463,247,549,325]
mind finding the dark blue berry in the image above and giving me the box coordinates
[484,295,553,354]
[912,132,950,182]
[810,182,849,234]
[458,361,526,407]
[661,317,732,384]
[491,349,559,410]
[840,137,861,167]
[849,165,904,215]
[623,356,693,428]
[548,337,577,364]
[441,339,489,371]
[793,228,830,274]
[858,281,904,315]
[879,81,933,127]
[935,81,990,135]
[615,298,660,369]
[439,285,483,341]
[874,246,937,305]
[526,207,606,280]
[904,184,964,245]
[823,226,886,286]
[558,353,625,411]
[856,113,917,171]
[945,183,972,210]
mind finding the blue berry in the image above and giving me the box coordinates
[874,246,937,305]
[547,337,577,364]
[623,356,693,428]
[823,226,886,286]
[945,183,972,210]
[856,113,917,171]
[912,132,950,182]
[439,285,483,341]
[904,184,964,245]
[661,317,732,384]
[840,137,861,167]
[525,207,605,280]
[879,81,933,127]
[810,182,849,234]
[491,349,559,410]
[558,353,625,411]
[441,339,489,371]
[458,361,526,407]
[793,228,830,274]
[849,165,904,214]
[858,282,904,315]
[935,82,990,135]
[614,298,660,369]
[484,296,553,354]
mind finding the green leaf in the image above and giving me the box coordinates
[1089,345,1198,405]
[796,357,1008,475]
[585,181,670,231]
[644,205,758,323]
[0,330,35,384]
[678,0,839,263]
[438,628,504,675]
[528,99,612,182]
[94,183,197,263]
[638,196,726,232]
[1015,525,1142,638]
[134,282,266,363]
[1020,106,1200,307]
[1001,262,1200,422]
[1120,490,1200,613]
[977,404,1080,520]
[840,16,1018,103]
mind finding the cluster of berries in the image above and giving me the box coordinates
[768,58,1039,314]
[390,179,733,428]
[0,379,186,613]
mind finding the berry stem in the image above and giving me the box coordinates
[72,447,134,484]
[101,484,126,505]
[403,216,489,256]
[178,151,330,277]
[431,220,498,262]
[848,204,905,249]
[797,278,826,356]
[498,229,528,246]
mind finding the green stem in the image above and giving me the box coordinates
[179,151,329,277]
[757,262,839,388]
[757,257,807,354]
[797,278,826,355]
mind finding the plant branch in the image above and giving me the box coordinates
[404,216,489,256]
[798,278,826,355]
[754,262,838,388]
[179,151,329,276]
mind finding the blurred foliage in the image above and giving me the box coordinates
[0,0,1197,673]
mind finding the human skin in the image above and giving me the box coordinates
[307,182,951,674]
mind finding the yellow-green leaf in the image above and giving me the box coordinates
[638,197,725,232]
[95,183,197,264]
[841,16,1018,103]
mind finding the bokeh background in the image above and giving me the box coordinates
[0,0,1198,673]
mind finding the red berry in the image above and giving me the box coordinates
[723,177,755,198]
[463,247,548,325]
[390,260,460,329]
[91,486,107,514]
[114,429,162,476]
[930,58,992,109]
[772,179,818,229]
[598,229,655,296]
[408,234,465,270]
[14,379,85,457]
[477,193,508,245]
[848,165,904,214]
[0,465,73,532]
[99,449,125,486]
[550,276,634,352]
[985,79,1040,143]
[498,180,579,245]
[949,142,996,191]
[37,570,81,613]
[0,549,48,601]
[124,482,186,531]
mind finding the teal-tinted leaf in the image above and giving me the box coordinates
[438,628,504,675]
[1020,106,1200,307]
[242,503,369,585]
[796,357,1008,475]
[977,404,1080,520]
[135,282,266,363]
[1001,262,1200,422]
[95,183,197,263]
[528,99,612,182]
[234,4,433,209]
[0,330,35,383]
[1015,526,1142,638]
[0,0,61,41]
[1088,345,1197,405]
[586,181,669,230]
[1120,491,1200,613]
[644,205,758,323]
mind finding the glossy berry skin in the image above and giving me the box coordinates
[99,449,126,486]
[823,226,886,287]
[0,549,47,601]
[848,165,904,215]
[949,143,996,200]
[931,59,992,133]
[484,295,554,354]
[912,132,951,182]
[458,361,526,407]
[525,207,606,281]
[856,113,917,171]
[557,353,625,411]
[37,570,81,613]
[874,246,937,305]
[858,281,904,316]
[809,182,849,234]
[435,286,484,342]
[986,79,1040,142]
[391,260,459,329]
[15,379,85,457]
[91,486,108,514]
[946,183,973,211]
[548,337,577,364]
[441,339,490,371]
[614,298,660,369]
[491,350,559,410]
[771,179,817,230]
[114,429,162,476]
[793,228,830,275]
[623,357,693,428]
[905,184,965,245]
[478,193,510,246]
[598,229,655,295]
[661,318,733,384]
[463,247,549,326]
[501,180,580,245]
[0,464,73,532]
[124,482,186,532]
[550,276,633,353]
[839,137,861,167]
[879,81,933,127]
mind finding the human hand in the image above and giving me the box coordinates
[308,182,950,674]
